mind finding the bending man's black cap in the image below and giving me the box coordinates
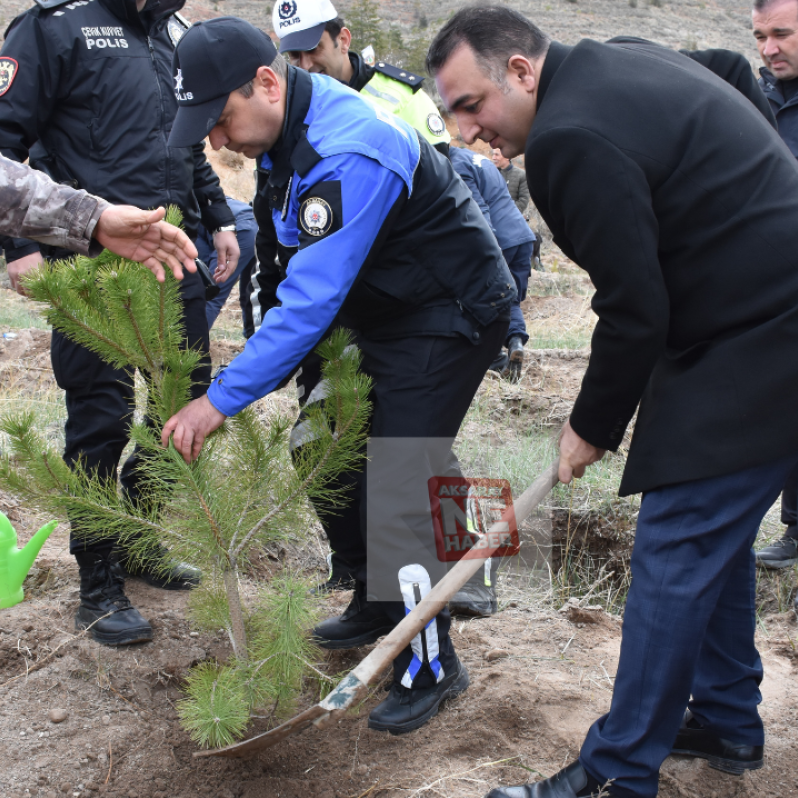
[169,17,277,148]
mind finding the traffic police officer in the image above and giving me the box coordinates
[162,17,516,734]
[0,0,238,646]
[272,0,450,155]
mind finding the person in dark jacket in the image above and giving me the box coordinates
[450,145,535,383]
[491,149,531,216]
[0,0,240,647]
[160,17,516,735]
[429,6,798,797]
[752,0,798,573]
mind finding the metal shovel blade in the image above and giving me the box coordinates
[194,460,560,758]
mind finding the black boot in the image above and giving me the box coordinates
[450,561,498,617]
[368,658,470,734]
[75,551,153,646]
[119,543,201,591]
[312,581,394,649]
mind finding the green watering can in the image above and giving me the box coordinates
[0,512,58,609]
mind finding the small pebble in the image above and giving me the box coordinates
[189,631,199,638]
[485,648,510,662]
[49,709,68,724]
[101,715,110,726]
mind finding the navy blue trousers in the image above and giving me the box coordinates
[579,454,797,797]
[503,240,535,344]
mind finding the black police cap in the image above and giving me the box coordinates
[168,17,277,148]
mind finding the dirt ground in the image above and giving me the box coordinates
[1,286,797,798]
[0,0,796,785]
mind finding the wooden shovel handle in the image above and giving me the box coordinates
[318,460,560,716]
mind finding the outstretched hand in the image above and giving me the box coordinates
[93,205,198,280]
[558,419,607,484]
[161,394,227,463]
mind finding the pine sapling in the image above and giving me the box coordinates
[0,208,371,747]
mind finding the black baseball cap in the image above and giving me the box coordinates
[168,17,278,149]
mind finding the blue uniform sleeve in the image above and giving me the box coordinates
[206,153,405,416]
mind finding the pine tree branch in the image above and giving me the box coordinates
[47,295,136,365]
[232,388,363,561]
[40,452,67,493]
[123,295,157,373]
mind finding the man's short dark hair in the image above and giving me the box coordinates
[752,0,798,11]
[426,5,549,82]
[324,17,345,44]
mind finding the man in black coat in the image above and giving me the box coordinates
[429,6,798,798]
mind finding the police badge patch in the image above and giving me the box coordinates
[426,113,446,137]
[300,197,333,237]
[278,0,298,19]
[167,16,188,47]
[0,58,19,99]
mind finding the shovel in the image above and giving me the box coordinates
[194,460,560,758]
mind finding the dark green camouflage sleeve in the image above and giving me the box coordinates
[0,154,110,256]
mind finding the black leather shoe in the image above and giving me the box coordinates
[450,577,498,617]
[485,761,609,798]
[312,581,394,649]
[368,659,470,734]
[506,336,525,382]
[75,552,153,646]
[671,710,764,774]
[120,544,201,591]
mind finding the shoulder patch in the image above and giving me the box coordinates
[0,58,19,99]
[167,12,190,46]
[297,181,343,246]
[373,61,424,93]
[426,112,446,137]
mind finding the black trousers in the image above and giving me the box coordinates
[51,269,211,554]
[297,318,508,685]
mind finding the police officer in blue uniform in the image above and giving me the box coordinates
[162,17,517,734]
[0,0,239,646]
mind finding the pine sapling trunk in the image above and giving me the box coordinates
[223,559,248,661]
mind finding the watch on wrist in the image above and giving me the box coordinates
[213,224,237,235]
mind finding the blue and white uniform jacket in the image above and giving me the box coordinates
[209,68,515,417]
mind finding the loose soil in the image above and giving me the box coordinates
[1,291,797,798]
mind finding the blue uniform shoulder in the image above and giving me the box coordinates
[373,61,424,93]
